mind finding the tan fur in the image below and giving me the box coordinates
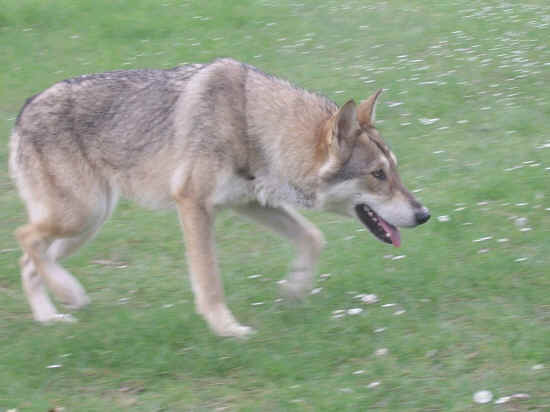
[10,59,428,337]
[357,88,383,126]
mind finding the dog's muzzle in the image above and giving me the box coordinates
[355,204,401,247]
[415,207,430,225]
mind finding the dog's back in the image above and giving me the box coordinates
[11,59,335,208]
[13,64,203,173]
[11,64,208,210]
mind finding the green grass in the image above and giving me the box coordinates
[1,0,550,410]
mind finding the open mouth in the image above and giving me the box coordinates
[355,204,401,247]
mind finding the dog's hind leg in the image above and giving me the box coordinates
[177,200,254,338]
[18,252,63,322]
[15,220,87,323]
[18,235,93,322]
[15,188,114,322]
[46,188,117,307]
[43,227,101,309]
[234,203,325,298]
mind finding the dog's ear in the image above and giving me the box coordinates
[319,100,360,179]
[357,89,383,127]
[328,99,359,147]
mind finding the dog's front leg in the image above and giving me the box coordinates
[177,201,253,338]
[234,203,325,299]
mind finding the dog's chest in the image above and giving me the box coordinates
[211,172,315,210]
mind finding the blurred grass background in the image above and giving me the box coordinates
[1,0,549,410]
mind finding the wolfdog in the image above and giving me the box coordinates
[10,58,429,337]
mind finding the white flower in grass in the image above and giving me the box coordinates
[418,118,440,125]
[473,390,493,404]
[347,308,363,315]
[361,294,379,304]
[514,217,528,227]
[473,236,492,242]
[375,348,388,356]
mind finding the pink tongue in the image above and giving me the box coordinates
[379,219,401,248]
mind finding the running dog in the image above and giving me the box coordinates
[10,58,430,337]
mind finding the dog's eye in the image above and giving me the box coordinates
[372,169,386,180]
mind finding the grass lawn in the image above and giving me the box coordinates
[1,0,549,410]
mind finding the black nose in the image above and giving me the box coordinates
[415,207,430,225]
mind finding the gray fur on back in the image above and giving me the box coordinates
[15,64,205,170]
[12,58,338,209]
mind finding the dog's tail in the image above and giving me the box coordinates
[10,93,40,189]
[9,130,22,191]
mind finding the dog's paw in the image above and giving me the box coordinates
[52,280,91,309]
[38,313,78,324]
[62,293,91,310]
[201,304,255,338]
[220,323,256,339]
[279,270,314,299]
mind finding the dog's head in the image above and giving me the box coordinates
[317,90,429,247]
